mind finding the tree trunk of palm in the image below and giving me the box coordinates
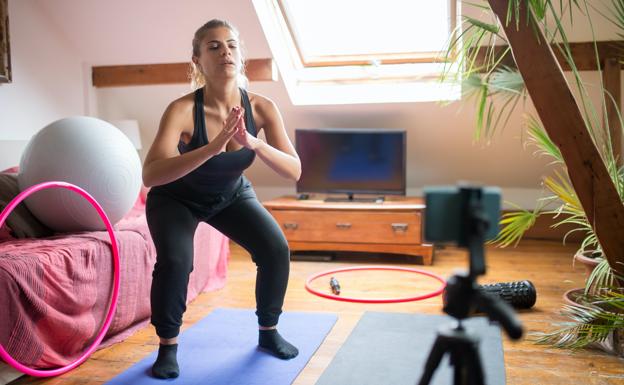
[487,0,624,277]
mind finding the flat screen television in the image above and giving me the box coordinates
[295,128,406,201]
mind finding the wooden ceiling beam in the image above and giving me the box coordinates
[92,58,277,88]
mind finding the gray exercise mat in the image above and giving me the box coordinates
[316,312,505,385]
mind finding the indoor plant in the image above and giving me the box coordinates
[441,0,624,354]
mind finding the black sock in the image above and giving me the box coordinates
[151,343,179,379]
[258,329,299,359]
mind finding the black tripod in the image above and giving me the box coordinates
[418,187,524,385]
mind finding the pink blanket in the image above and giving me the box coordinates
[0,201,229,368]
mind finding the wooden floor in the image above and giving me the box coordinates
[11,240,624,385]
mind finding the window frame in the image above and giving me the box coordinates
[252,0,462,105]
[276,0,458,69]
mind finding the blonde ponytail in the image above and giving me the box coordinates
[189,62,206,91]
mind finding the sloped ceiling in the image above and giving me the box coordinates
[35,0,272,65]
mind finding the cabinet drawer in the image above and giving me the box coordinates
[270,210,421,244]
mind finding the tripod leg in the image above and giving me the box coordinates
[465,343,485,385]
[452,351,467,385]
[418,336,448,385]
[447,337,485,385]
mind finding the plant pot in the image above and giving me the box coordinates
[562,288,624,357]
[562,287,588,308]
[573,250,602,277]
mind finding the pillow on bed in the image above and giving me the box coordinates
[1,166,19,174]
[0,223,13,241]
[0,167,19,241]
[0,173,54,238]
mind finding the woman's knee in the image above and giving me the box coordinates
[254,236,290,266]
[154,249,194,275]
[268,231,290,257]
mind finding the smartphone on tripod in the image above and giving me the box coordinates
[419,184,523,385]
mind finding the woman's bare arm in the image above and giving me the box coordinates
[234,96,301,180]
[142,101,244,187]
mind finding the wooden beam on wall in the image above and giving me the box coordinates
[487,0,624,275]
[474,41,624,72]
[92,58,277,88]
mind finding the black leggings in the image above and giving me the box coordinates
[145,180,290,339]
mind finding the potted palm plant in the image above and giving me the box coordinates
[441,0,624,355]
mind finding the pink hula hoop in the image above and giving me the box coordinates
[305,265,446,303]
[0,181,120,377]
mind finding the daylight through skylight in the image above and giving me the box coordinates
[282,0,452,60]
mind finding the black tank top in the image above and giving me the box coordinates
[153,88,257,201]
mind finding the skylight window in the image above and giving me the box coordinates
[253,0,459,105]
[281,0,453,65]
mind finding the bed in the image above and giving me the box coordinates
[0,171,230,380]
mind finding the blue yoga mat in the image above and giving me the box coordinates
[105,308,337,385]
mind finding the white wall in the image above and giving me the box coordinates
[2,1,621,208]
[0,0,84,167]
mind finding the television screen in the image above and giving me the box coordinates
[295,128,406,196]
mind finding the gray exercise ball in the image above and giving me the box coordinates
[18,116,142,232]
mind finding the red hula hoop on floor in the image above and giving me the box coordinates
[305,265,446,303]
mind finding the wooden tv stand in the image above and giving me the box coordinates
[263,196,434,265]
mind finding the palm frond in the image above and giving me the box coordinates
[490,92,523,139]
[551,202,587,220]
[464,16,501,35]
[586,258,616,295]
[491,202,542,247]
[441,13,508,83]
[488,66,525,94]
[525,115,563,164]
[595,289,624,310]
[507,0,551,34]
[529,0,548,20]
[534,301,624,349]
[587,0,624,40]
[470,67,527,140]
[579,232,599,253]
[543,171,582,210]
[614,0,624,41]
